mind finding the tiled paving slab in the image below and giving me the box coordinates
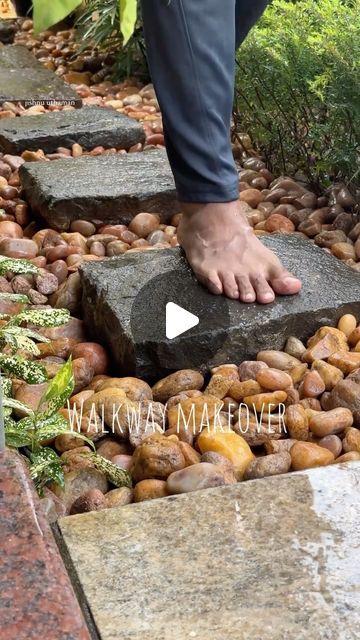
[79,235,360,379]
[0,106,145,153]
[58,462,360,640]
[20,149,178,229]
[0,45,81,107]
[0,449,91,640]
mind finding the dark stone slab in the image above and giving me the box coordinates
[20,149,178,229]
[79,234,360,380]
[0,449,91,640]
[0,106,145,153]
[0,45,81,107]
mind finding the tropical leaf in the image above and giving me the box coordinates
[32,0,82,33]
[0,354,47,383]
[1,329,41,356]
[0,293,29,303]
[28,447,65,493]
[2,397,34,415]
[0,256,39,276]
[5,423,32,448]
[87,452,132,487]
[8,308,70,328]
[119,0,137,44]
[38,358,74,417]
[0,376,12,396]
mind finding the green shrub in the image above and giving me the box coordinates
[235,0,360,193]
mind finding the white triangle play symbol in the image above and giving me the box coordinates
[166,302,199,340]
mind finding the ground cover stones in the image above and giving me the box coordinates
[0,106,145,154]
[0,45,80,107]
[79,235,360,379]
[20,150,178,229]
[58,462,360,640]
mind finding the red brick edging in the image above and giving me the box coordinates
[0,448,91,640]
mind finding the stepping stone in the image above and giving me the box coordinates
[0,106,145,153]
[20,149,178,229]
[0,45,80,107]
[79,234,360,380]
[58,462,360,640]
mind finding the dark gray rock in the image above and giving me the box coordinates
[0,45,80,107]
[0,106,145,153]
[79,234,360,380]
[20,150,178,229]
[0,21,17,44]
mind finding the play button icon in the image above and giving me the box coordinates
[130,258,230,373]
[166,302,199,339]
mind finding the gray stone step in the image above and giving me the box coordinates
[58,462,360,640]
[0,106,145,154]
[79,234,360,380]
[20,150,178,230]
[0,45,80,107]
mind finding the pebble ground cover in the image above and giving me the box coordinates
[1,19,360,520]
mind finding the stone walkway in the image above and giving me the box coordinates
[58,462,360,640]
[1,41,360,640]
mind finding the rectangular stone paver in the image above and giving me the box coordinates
[79,235,360,379]
[20,149,178,229]
[58,462,360,640]
[0,45,81,107]
[0,106,145,153]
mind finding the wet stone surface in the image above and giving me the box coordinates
[80,235,360,379]
[20,150,178,230]
[58,462,360,640]
[0,106,145,153]
[0,45,80,106]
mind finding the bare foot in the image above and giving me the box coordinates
[177,201,302,304]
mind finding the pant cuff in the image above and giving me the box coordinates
[176,182,239,203]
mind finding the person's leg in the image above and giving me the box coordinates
[141,0,301,303]
[235,0,269,49]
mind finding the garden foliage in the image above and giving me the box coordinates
[235,0,360,191]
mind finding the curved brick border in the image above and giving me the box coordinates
[0,449,91,640]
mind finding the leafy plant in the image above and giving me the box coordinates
[234,0,360,193]
[32,0,137,44]
[75,0,146,80]
[4,357,94,493]
[0,307,71,383]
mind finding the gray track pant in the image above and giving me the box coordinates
[141,0,268,203]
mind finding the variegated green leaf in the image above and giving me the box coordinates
[0,256,39,276]
[87,453,132,488]
[0,293,29,303]
[8,308,70,328]
[28,447,65,493]
[40,357,74,408]
[2,397,34,415]
[5,423,32,448]
[1,330,41,356]
[0,354,47,383]
[17,328,51,343]
[1,377,12,396]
